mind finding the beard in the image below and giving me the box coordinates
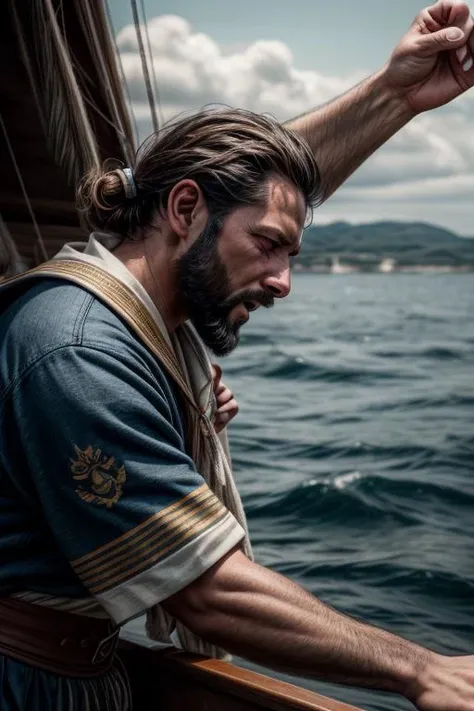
[176,216,274,356]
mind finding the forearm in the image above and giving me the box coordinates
[166,550,434,695]
[285,68,414,202]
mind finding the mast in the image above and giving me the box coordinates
[0,0,136,275]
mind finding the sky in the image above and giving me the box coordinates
[109,1,474,235]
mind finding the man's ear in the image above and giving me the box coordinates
[167,179,208,245]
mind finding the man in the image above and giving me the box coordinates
[1,3,474,710]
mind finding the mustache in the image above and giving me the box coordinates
[220,289,275,314]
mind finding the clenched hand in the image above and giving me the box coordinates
[211,364,239,433]
[387,1,474,112]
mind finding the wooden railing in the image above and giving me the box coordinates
[119,641,365,711]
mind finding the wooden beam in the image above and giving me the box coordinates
[119,642,365,711]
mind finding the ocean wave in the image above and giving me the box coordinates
[405,313,449,323]
[259,439,436,462]
[259,358,418,382]
[361,393,474,412]
[372,346,467,361]
[245,471,474,527]
[245,473,416,525]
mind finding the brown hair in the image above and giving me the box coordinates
[76,107,321,236]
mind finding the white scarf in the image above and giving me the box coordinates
[41,234,253,658]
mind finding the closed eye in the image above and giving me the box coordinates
[255,235,279,256]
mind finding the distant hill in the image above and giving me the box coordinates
[295,221,474,271]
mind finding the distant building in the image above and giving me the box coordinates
[379,258,396,273]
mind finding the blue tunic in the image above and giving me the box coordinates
[0,278,243,709]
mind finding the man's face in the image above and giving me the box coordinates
[176,175,306,356]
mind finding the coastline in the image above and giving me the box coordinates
[293,262,474,275]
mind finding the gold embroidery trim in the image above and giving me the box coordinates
[72,488,228,594]
[81,497,224,590]
[88,505,227,594]
[75,488,217,579]
[73,484,208,568]
[15,260,197,412]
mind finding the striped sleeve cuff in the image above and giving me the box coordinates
[71,485,245,624]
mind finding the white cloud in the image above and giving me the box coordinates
[117,15,359,124]
[116,15,474,235]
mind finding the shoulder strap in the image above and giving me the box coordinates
[0,261,199,413]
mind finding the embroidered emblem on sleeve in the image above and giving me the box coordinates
[70,445,126,509]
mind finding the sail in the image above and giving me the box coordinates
[0,0,136,273]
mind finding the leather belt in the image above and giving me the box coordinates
[0,597,119,677]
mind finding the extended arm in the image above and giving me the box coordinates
[164,548,426,694]
[286,1,474,202]
[163,547,474,710]
[286,71,412,202]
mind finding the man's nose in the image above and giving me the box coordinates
[261,266,291,299]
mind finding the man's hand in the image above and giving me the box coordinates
[408,653,474,710]
[211,364,239,433]
[387,1,474,113]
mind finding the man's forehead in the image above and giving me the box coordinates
[265,179,306,229]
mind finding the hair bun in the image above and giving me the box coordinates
[92,170,126,210]
[76,167,130,232]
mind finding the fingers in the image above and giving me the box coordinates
[423,1,474,65]
[426,1,470,27]
[416,24,467,55]
[215,384,235,407]
[214,398,239,432]
[214,410,238,432]
[211,362,232,402]
[216,397,239,415]
[211,363,222,385]
[444,1,474,67]
[446,0,471,26]
[211,362,239,432]
[459,6,474,66]
[214,379,228,398]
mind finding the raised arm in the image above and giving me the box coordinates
[164,546,474,711]
[286,1,474,201]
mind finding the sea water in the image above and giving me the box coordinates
[224,273,474,711]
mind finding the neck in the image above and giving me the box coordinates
[112,235,185,332]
